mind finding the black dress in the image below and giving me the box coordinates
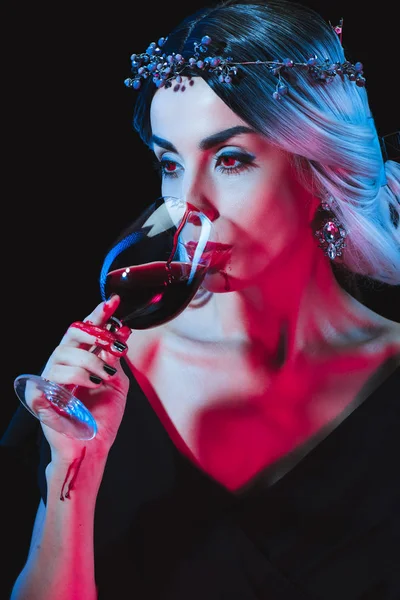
[2,359,400,600]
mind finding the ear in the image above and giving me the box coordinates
[290,154,321,220]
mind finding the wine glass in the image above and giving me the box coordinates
[14,196,216,440]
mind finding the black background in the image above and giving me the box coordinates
[2,2,399,433]
[3,0,399,436]
[1,0,398,596]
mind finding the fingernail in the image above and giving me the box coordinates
[112,340,127,352]
[89,374,103,384]
[103,363,117,376]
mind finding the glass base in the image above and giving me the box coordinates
[14,374,98,440]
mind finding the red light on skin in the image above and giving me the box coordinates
[114,325,131,342]
[102,294,131,339]
[185,241,233,254]
[103,293,120,314]
[70,321,130,356]
[184,241,232,270]
[71,321,116,343]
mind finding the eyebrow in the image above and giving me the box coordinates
[150,125,256,153]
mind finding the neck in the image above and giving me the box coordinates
[165,233,383,364]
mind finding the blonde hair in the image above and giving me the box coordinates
[133,0,400,284]
[283,79,400,284]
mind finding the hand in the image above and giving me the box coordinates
[39,295,131,461]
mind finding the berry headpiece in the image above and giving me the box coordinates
[124,22,365,100]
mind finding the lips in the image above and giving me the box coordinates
[184,241,232,269]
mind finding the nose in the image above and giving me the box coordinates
[184,198,219,223]
[181,178,219,223]
[166,159,219,222]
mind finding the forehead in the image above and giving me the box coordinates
[150,77,248,143]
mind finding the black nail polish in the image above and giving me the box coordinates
[103,363,117,376]
[112,340,127,352]
[89,374,103,384]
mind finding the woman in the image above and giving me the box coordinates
[4,0,400,598]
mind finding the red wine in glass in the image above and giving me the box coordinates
[14,196,215,440]
[104,261,207,330]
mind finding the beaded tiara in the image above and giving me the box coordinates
[124,25,365,100]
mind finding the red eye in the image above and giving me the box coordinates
[163,161,177,172]
[220,156,238,168]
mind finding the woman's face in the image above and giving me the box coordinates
[150,77,313,292]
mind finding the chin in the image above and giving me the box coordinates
[203,260,274,293]
[201,269,227,292]
[203,268,249,293]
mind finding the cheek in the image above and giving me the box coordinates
[220,189,273,247]
[161,179,181,198]
[219,194,302,282]
[229,183,302,248]
[215,170,275,223]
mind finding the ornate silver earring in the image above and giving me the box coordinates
[314,202,347,260]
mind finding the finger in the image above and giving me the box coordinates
[59,325,112,349]
[58,296,131,358]
[84,296,131,344]
[44,348,122,386]
[67,324,129,357]
[47,346,118,376]
[44,363,108,388]
[83,295,121,328]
